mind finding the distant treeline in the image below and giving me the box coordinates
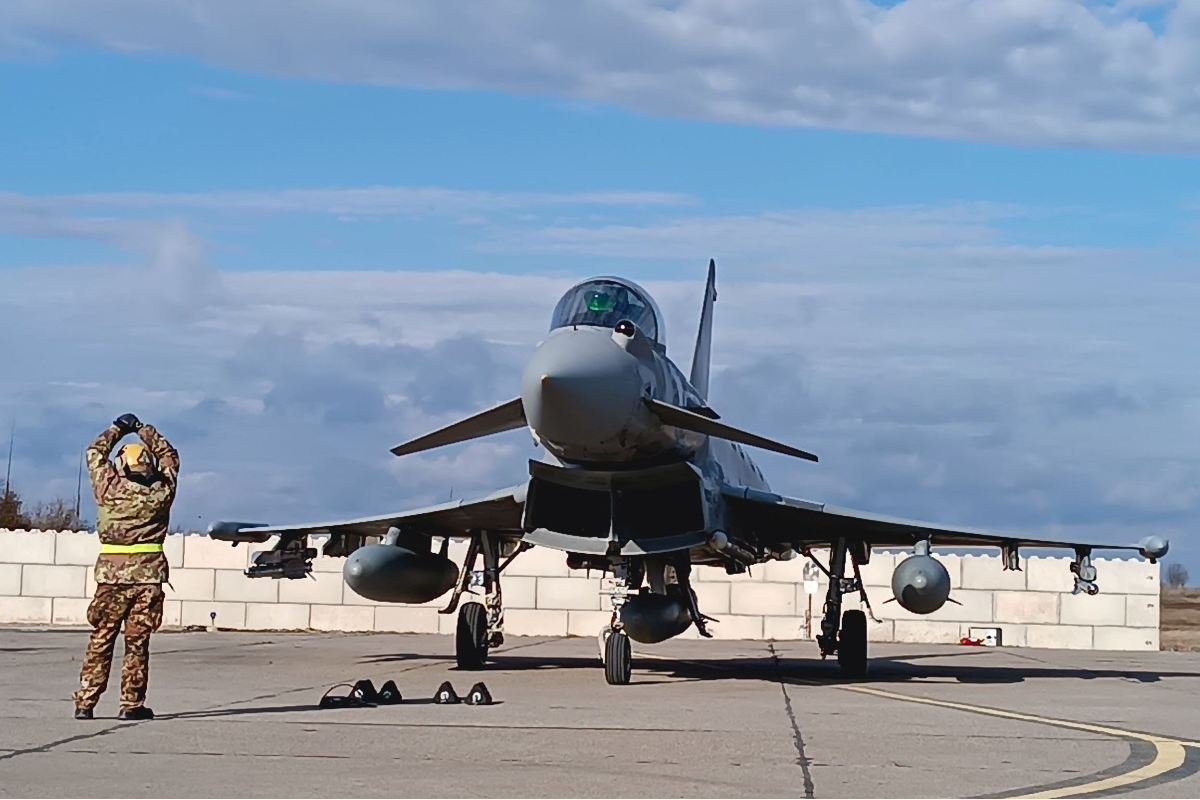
[0,486,88,530]
[0,484,199,533]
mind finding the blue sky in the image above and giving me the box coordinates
[0,0,1197,578]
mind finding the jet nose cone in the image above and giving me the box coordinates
[522,328,641,451]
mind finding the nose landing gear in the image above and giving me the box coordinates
[603,628,632,685]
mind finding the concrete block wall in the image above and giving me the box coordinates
[0,529,1161,650]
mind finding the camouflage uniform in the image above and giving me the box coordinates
[74,423,179,714]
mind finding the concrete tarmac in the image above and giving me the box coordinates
[1,627,1198,798]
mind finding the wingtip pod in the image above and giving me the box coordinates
[1138,535,1169,561]
[206,521,273,543]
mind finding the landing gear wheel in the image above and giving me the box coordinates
[604,629,632,685]
[456,602,489,670]
[837,609,868,678]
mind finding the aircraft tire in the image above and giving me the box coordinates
[838,609,868,678]
[456,602,489,670]
[604,629,632,685]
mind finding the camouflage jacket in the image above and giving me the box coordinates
[87,424,179,585]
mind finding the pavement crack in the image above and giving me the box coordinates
[0,722,146,762]
[769,643,815,798]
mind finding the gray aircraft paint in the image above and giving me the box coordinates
[208,260,1170,658]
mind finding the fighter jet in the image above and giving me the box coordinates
[208,261,1169,684]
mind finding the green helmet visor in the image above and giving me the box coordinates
[586,291,617,312]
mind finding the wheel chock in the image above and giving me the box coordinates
[319,683,373,709]
[465,682,493,705]
[351,679,380,705]
[378,679,403,705]
[434,681,461,704]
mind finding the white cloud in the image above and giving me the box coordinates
[60,187,697,215]
[0,187,696,226]
[2,187,1169,285]
[475,202,1121,269]
[2,0,1200,151]
[0,181,1196,573]
[0,193,231,319]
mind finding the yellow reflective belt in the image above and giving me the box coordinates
[99,543,164,554]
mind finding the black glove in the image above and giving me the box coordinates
[113,413,142,435]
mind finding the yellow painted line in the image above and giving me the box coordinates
[841,685,1192,799]
[633,651,1199,795]
[839,684,1197,748]
[1017,744,1186,800]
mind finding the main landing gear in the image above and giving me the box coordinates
[440,531,527,670]
[811,537,871,678]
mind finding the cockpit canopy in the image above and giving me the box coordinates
[549,277,665,349]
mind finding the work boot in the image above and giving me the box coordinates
[74,707,93,720]
[117,706,154,721]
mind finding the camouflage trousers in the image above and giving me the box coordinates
[73,583,164,711]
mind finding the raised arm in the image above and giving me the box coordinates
[85,424,123,502]
[137,423,179,490]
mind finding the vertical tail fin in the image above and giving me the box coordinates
[689,259,717,401]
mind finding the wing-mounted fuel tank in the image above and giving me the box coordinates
[889,540,952,614]
[343,527,458,604]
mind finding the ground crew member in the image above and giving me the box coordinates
[73,413,179,721]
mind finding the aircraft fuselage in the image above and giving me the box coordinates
[522,324,770,489]
[516,296,777,582]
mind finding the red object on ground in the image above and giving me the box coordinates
[959,637,984,646]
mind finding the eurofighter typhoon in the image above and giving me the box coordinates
[209,261,1169,683]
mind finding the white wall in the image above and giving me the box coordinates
[0,529,1161,650]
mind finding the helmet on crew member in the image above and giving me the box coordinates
[116,442,155,476]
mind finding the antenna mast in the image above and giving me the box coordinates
[3,421,12,496]
[75,449,83,520]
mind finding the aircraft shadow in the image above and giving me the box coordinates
[148,650,1200,721]
[358,649,1200,686]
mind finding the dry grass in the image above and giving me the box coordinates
[1161,587,1200,652]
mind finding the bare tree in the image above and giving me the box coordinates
[1165,563,1189,589]
[0,486,91,531]
[26,498,88,531]
[0,487,31,529]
